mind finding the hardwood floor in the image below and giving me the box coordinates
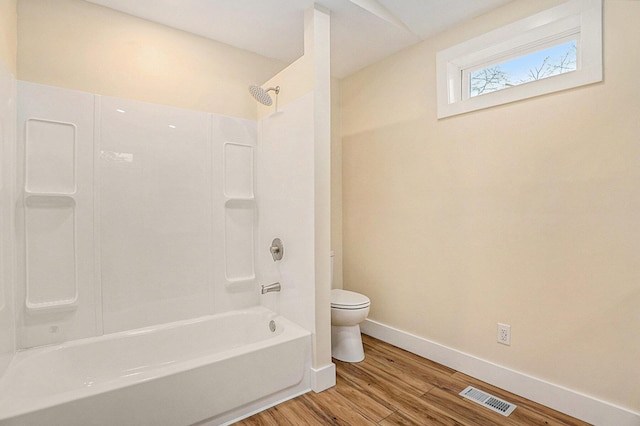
[234,334,592,426]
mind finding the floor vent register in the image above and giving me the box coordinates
[459,386,517,417]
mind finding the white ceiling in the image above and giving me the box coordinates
[86,0,512,78]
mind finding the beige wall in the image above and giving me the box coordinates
[17,0,285,119]
[342,0,640,412]
[0,0,17,74]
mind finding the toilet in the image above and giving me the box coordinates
[331,289,370,362]
[330,252,370,362]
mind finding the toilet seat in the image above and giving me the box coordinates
[331,289,370,310]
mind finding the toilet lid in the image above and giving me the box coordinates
[331,289,370,309]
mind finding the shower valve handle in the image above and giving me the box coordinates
[270,238,284,261]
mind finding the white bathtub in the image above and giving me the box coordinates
[0,307,311,426]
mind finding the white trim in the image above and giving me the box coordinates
[310,362,336,393]
[436,0,602,118]
[361,319,640,426]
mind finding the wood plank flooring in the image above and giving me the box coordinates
[234,334,592,426]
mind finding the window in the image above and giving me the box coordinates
[436,0,602,118]
[468,39,577,98]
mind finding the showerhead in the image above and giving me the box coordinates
[249,85,280,106]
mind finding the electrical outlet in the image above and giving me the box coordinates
[497,323,511,346]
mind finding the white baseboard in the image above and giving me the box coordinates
[361,319,640,426]
[310,362,336,393]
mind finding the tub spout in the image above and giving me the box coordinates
[261,282,281,294]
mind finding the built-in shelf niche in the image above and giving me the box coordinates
[25,195,78,313]
[224,198,255,283]
[223,140,256,285]
[24,117,79,313]
[224,142,254,199]
[25,118,76,195]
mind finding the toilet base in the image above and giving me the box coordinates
[331,324,365,362]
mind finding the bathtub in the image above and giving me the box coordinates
[0,306,311,426]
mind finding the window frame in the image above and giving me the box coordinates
[436,0,602,119]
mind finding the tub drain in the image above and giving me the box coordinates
[269,320,276,332]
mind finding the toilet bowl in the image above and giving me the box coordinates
[331,289,370,362]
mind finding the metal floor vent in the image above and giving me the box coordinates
[459,386,517,417]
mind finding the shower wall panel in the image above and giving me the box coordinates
[16,82,97,349]
[15,83,260,345]
[0,61,16,373]
[99,97,213,333]
[257,93,316,333]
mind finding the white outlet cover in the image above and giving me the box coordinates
[497,323,511,345]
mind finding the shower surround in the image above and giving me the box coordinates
[15,82,268,345]
[0,80,318,425]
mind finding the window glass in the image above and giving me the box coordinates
[469,40,578,98]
